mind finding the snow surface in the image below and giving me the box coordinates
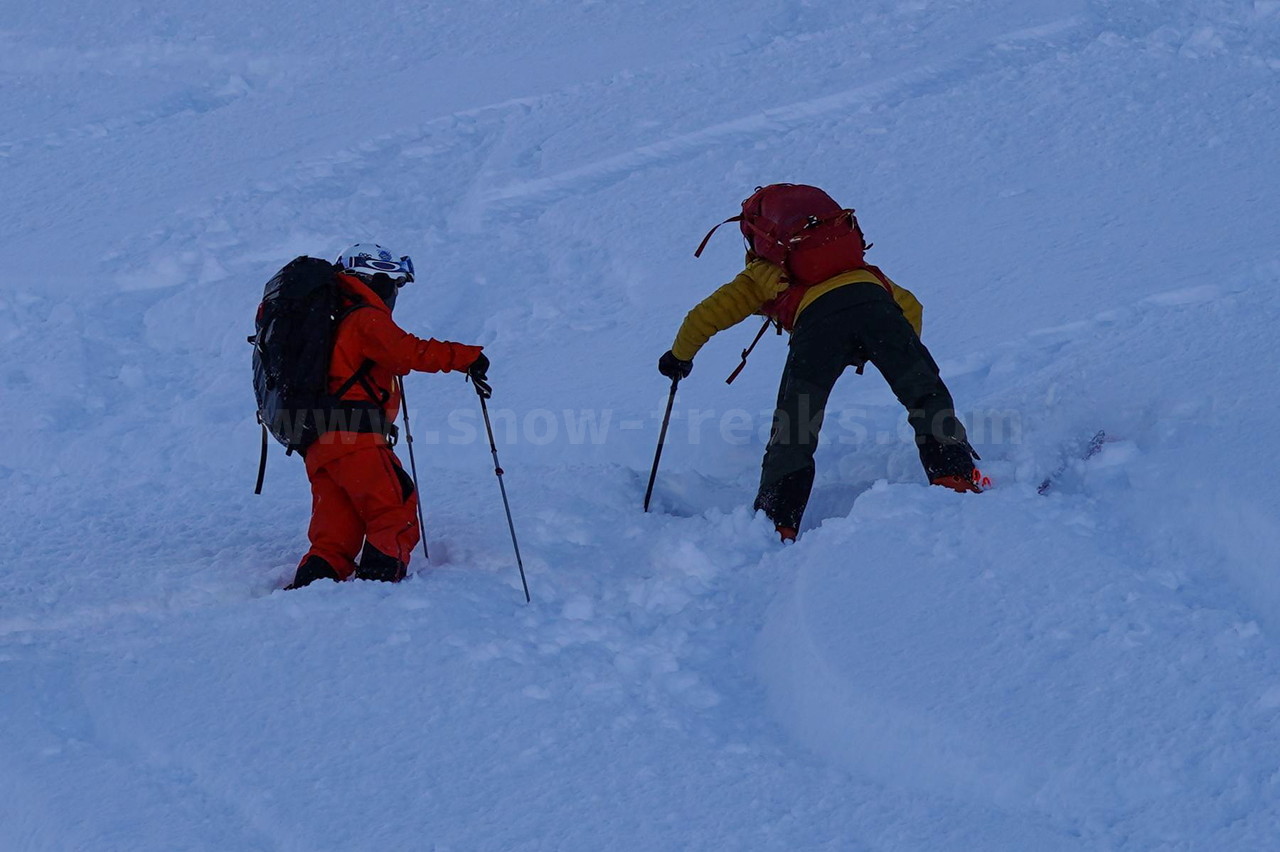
[4,1,1280,849]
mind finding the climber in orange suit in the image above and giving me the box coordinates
[287,244,488,589]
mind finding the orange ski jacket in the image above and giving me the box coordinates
[305,273,483,469]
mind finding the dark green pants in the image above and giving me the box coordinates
[753,283,973,529]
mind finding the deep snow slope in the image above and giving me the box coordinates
[3,1,1280,849]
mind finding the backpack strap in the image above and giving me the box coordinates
[694,215,742,258]
[335,301,371,322]
[724,317,774,385]
[253,419,269,495]
[332,358,375,401]
[357,368,391,406]
[328,358,391,406]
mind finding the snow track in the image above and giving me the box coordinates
[479,16,1094,216]
[4,1,1280,848]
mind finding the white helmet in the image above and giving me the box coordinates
[336,243,415,284]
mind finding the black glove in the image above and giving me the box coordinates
[467,353,492,399]
[658,350,693,380]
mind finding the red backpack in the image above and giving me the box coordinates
[694,183,890,330]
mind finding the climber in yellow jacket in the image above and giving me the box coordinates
[668,259,923,362]
[659,184,980,541]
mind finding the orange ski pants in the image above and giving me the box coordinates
[303,443,419,579]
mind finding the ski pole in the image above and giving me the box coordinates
[397,378,430,562]
[643,377,680,513]
[476,386,531,603]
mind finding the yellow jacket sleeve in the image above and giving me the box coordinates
[671,260,785,361]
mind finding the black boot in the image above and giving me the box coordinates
[754,465,815,532]
[355,541,406,583]
[286,555,341,590]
